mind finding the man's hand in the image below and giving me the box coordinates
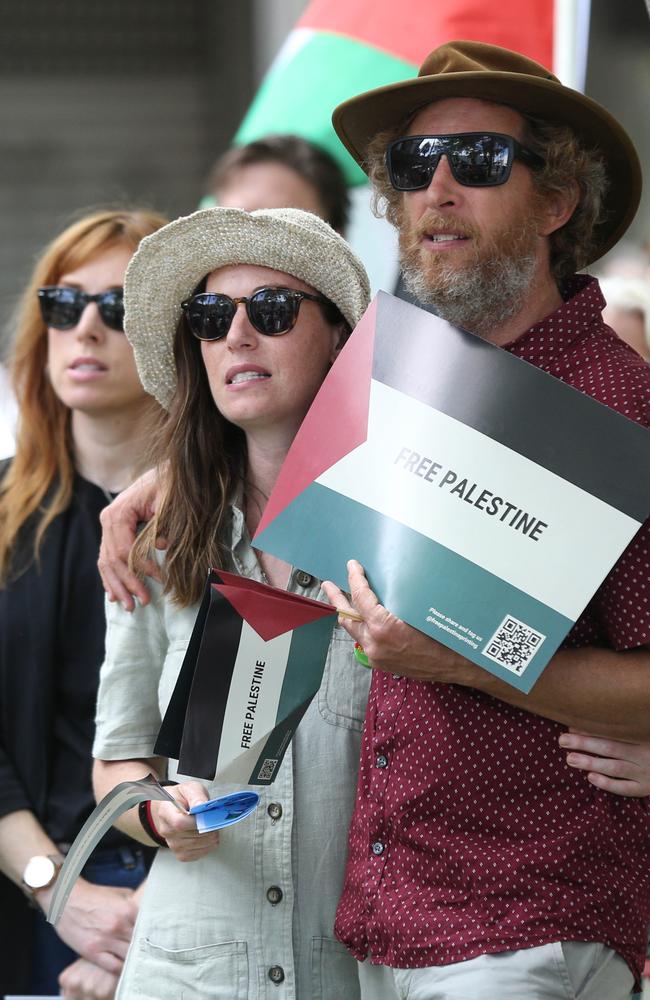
[59,957,118,1000]
[324,565,650,740]
[42,880,138,975]
[98,467,164,611]
[150,781,220,863]
[323,559,473,683]
[560,729,650,796]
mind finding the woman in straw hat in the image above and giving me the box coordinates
[0,208,166,996]
[92,206,371,998]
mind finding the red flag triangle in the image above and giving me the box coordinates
[212,570,336,641]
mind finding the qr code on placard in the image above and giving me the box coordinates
[482,615,545,675]
[257,758,279,782]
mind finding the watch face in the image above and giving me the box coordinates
[23,855,57,889]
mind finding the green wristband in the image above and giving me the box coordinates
[353,643,371,668]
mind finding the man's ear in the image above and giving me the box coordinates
[330,323,350,363]
[537,180,580,237]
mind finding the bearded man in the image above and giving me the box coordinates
[323,40,650,1000]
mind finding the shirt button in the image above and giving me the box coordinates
[295,570,313,588]
[266,885,283,905]
[375,754,388,768]
[267,802,283,821]
[268,965,285,984]
[371,841,385,856]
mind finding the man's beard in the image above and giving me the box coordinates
[399,209,541,337]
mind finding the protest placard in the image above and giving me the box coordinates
[254,292,650,692]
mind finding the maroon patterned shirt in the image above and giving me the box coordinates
[334,276,650,983]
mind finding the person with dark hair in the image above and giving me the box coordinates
[0,209,166,996]
[92,207,371,998]
[321,40,650,999]
[204,133,351,234]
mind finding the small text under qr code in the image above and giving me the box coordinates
[258,758,278,782]
[482,615,546,675]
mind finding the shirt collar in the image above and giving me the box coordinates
[226,483,263,580]
[503,274,606,355]
[227,484,325,599]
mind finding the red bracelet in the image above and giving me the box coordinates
[138,798,168,847]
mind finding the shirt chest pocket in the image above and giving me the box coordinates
[317,626,371,731]
[131,938,248,999]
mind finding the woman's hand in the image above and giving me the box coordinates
[59,957,118,1000]
[43,879,137,975]
[151,782,220,862]
[559,728,650,796]
[98,467,165,611]
[0,809,135,975]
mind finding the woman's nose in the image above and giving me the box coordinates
[73,301,106,341]
[224,301,257,348]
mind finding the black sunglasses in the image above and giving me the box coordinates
[38,286,124,332]
[386,132,545,191]
[181,286,333,342]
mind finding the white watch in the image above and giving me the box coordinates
[21,853,65,898]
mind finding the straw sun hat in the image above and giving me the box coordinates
[124,206,371,410]
[333,39,642,266]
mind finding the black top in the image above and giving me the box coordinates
[45,475,127,846]
[0,470,129,840]
[0,464,153,992]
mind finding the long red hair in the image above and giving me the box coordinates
[0,208,167,584]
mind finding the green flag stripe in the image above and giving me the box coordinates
[236,31,416,186]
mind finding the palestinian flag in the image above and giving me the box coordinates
[155,571,336,785]
[235,0,554,185]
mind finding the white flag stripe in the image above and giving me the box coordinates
[215,622,291,778]
[264,26,313,76]
[316,380,638,620]
[214,731,276,785]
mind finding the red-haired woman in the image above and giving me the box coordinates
[0,208,166,997]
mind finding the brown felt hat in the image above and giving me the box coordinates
[332,39,642,264]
